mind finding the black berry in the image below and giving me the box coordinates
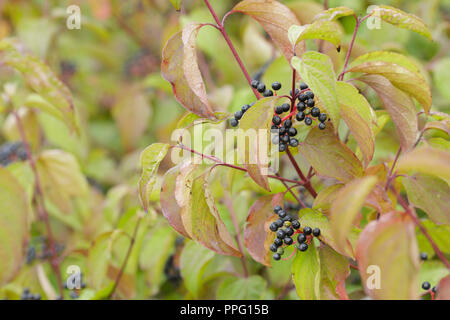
[299,82,308,90]
[274,238,283,247]
[272,116,281,125]
[275,219,284,228]
[278,210,287,218]
[292,220,300,229]
[283,119,292,128]
[297,102,306,112]
[288,127,297,136]
[305,91,314,99]
[311,107,320,117]
[422,282,431,290]
[282,103,290,112]
[312,228,321,237]
[297,233,306,243]
[270,223,278,232]
[257,83,266,93]
[296,112,305,121]
[273,253,281,260]
[303,227,312,235]
[235,110,243,120]
[305,117,313,126]
[420,252,428,261]
[306,98,315,107]
[284,237,293,245]
[270,244,278,252]
[263,89,273,97]
[298,243,308,251]
[275,105,284,114]
[251,80,259,88]
[318,122,326,130]
[318,113,327,122]
[230,118,238,127]
[279,143,287,152]
[274,205,282,213]
[289,138,299,147]
[272,82,282,91]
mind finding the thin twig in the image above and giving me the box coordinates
[11,109,64,297]
[285,149,317,198]
[108,216,142,298]
[391,187,450,269]
[385,147,402,190]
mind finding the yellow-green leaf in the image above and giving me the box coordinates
[288,20,342,47]
[138,143,169,212]
[292,239,321,300]
[336,81,376,167]
[291,52,339,131]
[330,176,378,254]
[313,6,355,22]
[370,5,432,40]
[397,147,450,182]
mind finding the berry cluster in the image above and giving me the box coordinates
[0,141,28,167]
[269,205,321,261]
[230,102,254,127]
[26,237,65,265]
[20,288,41,300]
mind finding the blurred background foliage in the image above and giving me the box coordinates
[0,0,449,300]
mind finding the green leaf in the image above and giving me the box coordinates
[313,6,355,21]
[169,0,182,11]
[299,208,357,259]
[162,30,215,119]
[336,81,376,167]
[291,52,339,131]
[433,57,450,103]
[292,239,321,299]
[238,97,280,191]
[244,193,283,267]
[288,21,342,47]
[318,245,350,300]
[0,39,78,132]
[349,51,431,113]
[180,240,215,298]
[417,220,450,255]
[419,261,450,291]
[0,168,30,286]
[397,147,450,182]
[402,174,450,225]
[369,5,432,40]
[36,149,89,214]
[217,275,268,300]
[299,125,363,182]
[330,176,378,255]
[357,74,418,151]
[232,0,304,62]
[176,162,241,257]
[313,184,343,215]
[356,212,420,300]
[138,143,169,212]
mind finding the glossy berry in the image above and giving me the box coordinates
[289,138,299,147]
[299,82,308,90]
[275,219,284,228]
[276,229,286,239]
[234,110,243,120]
[292,220,300,229]
[281,135,289,143]
[305,117,313,126]
[274,205,282,213]
[275,105,284,114]
[230,118,238,127]
[285,227,294,236]
[296,112,305,121]
[273,253,281,260]
[257,83,266,93]
[270,244,278,252]
[312,228,321,237]
[251,80,259,88]
[274,238,283,247]
[290,88,300,97]
[279,127,286,135]
[306,98,315,107]
[297,233,306,243]
[297,102,306,111]
[420,252,428,261]
[264,89,273,97]
[422,282,431,290]
[279,143,287,152]
[282,103,291,112]
[278,210,287,218]
[432,286,437,293]
[272,82,282,90]
[303,227,312,235]
[284,237,293,245]
[318,113,327,122]
[284,119,292,128]
[305,91,314,99]
[318,122,326,130]
[270,223,278,232]
[311,107,320,117]
[298,93,307,102]
[282,215,292,222]
[272,116,281,125]
[242,105,251,113]
[298,243,308,251]
[288,127,297,136]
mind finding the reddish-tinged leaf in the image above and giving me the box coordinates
[402,174,450,225]
[423,120,450,135]
[182,23,212,112]
[318,245,350,300]
[232,0,305,62]
[299,125,363,182]
[176,162,241,257]
[161,30,215,119]
[330,176,378,254]
[357,74,418,151]
[356,212,420,300]
[160,164,191,238]
[244,193,283,267]
[436,275,450,300]
[313,184,343,215]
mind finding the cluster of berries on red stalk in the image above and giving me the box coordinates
[269,205,321,261]
[0,141,28,167]
[419,252,438,295]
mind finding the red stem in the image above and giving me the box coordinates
[203,0,261,99]
[285,149,317,198]
[338,14,360,81]
[391,186,450,269]
[12,110,64,297]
